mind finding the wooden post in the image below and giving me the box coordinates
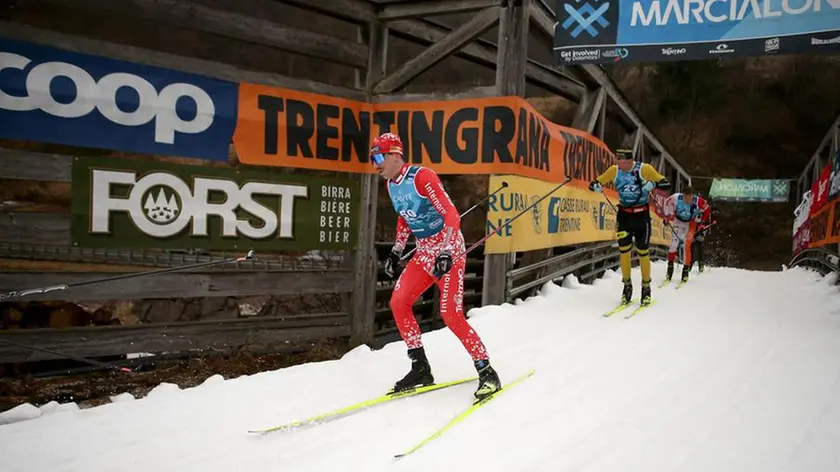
[350,22,387,347]
[482,0,529,307]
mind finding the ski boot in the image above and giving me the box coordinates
[698,262,705,273]
[640,280,652,306]
[681,266,690,283]
[665,262,674,281]
[474,359,501,401]
[391,347,434,393]
[621,278,633,305]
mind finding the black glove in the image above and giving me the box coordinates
[656,178,671,190]
[433,251,453,278]
[384,251,401,279]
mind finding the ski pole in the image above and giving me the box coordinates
[400,181,509,261]
[0,249,256,302]
[447,176,572,265]
[0,338,134,373]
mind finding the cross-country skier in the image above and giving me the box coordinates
[371,132,501,400]
[662,186,709,283]
[690,195,713,273]
[588,148,670,306]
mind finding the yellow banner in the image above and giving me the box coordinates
[484,175,670,254]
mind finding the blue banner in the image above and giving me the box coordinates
[0,39,238,161]
[554,0,840,65]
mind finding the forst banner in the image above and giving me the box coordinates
[709,178,790,202]
[553,0,840,65]
[70,156,360,251]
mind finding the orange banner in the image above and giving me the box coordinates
[809,198,840,248]
[233,83,615,183]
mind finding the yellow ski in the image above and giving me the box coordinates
[249,376,477,434]
[394,369,535,459]
[603,299,639,317]
[625,300,657,318]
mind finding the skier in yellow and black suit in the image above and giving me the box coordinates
[588,148,670,306]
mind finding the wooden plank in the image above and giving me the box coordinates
[0,149,72,182]
[0,313,350,363]
[380,0,501,21]
[279,0,376,24]
[0,213,70,245]
[373,6,500,94]
[0,270,354,301]
[38,0,368,68]
[0,22,366,101]
[372,85,497,102]
[482,2,529,307]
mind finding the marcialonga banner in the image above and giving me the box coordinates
[484,174,670,253]
[71,156,360,251]
[709,178,790,202]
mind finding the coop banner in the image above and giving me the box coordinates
[70,156,360,251]
[553,0,840,65]
[233,82,614,184]
[0,39,239,161]
[709,178,790,202]
[484,174,671,253]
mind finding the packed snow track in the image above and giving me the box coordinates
[3,261,840,472]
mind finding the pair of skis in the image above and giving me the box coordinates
[249,369,535,459]
[602,298,657,318]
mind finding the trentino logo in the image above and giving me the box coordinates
[561,0,611,38]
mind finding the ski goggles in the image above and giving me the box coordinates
[370,152,386,166]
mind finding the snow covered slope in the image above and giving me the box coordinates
[3,261,840,472]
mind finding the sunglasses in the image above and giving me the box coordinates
[370,152,386,165]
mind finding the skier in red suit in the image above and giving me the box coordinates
[370,132,501,400]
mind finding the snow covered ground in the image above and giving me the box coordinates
[3,261,840,472]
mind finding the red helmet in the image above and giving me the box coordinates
[371,132,403,157]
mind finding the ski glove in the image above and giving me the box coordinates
[588,180,602,193]
[384,250,402,279]
[642,180,656,192]
[433,251,453,278]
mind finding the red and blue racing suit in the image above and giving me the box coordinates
[387,164,488,361]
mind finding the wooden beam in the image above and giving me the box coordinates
[528,0,555,40]
[0,314,350,363]
[387,17,585,101]
[372,85,497,102]
[350,21,387,347]
[571,87,606,133]
[379,0,502,21]
[0,149,72,182]
[38,0,368,68]
[279,0,377,24]
[0,269,354,301]
[373,6,500,94]
[483,1,529,307]
[0,22,366,101]
[579,64,690,183]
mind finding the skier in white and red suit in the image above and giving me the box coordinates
[370,132,501,401]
